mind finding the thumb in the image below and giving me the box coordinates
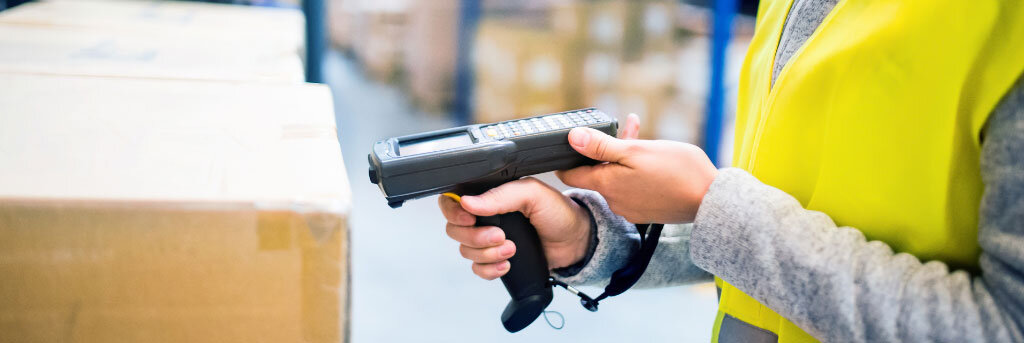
[568,127,630,162]
[459,178,548,218]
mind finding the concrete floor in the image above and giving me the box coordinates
[324,50,718,342]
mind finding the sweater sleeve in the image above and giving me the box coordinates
[688,75,1024,343]
[552,188,712,287]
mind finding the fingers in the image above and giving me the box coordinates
[459,240,515,264]
[472,261,510,280]
[556,163,607,191]
[621,113,641,140]
[459,177,554,218]
[438,195,475,226]
[447,224,514,280]
[445,223,504,248]
[556,114,638,190]
[568,127,631,163]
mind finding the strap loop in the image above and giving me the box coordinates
[549,223,664,312]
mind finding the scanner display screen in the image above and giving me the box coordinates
[399,132,474,156]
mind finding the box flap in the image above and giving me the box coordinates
[0,24,303,83]
[0,73,351,217]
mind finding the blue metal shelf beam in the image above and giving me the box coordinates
[453,0,481,125]
[303,0,326,83]
[704,0,737,166]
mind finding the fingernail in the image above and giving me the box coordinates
[499,242,515,257]
[488,230,503,244]
[569,128,590,148]
[496,261,510,271]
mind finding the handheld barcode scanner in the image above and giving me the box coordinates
[368,108,617,332]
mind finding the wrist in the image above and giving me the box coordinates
[697,168,719,206]
[569,200,593,264]
[550,198,597,275]
[548,199,594,269]
[568,202,593,265]
[679,159,719,223]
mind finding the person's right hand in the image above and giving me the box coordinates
[438,179,592,280]
[437,113,641,280]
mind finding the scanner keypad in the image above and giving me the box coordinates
[481,109,609,140]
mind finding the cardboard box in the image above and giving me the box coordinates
[0,0,304,57]
[473,1,683,124]
[403,0,458,110]
[0,24,303,83]
[328,0,357,50]
[473,21,584,123]
[551,0,677,59]
[352,11,406,83]
[635,1,677,53]
[0,74,350,343]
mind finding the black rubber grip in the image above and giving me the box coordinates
[476,212,553,332]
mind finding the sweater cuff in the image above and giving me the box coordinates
[689,167,768,275]
[553,189,641,286]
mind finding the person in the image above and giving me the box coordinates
[439,0,1024,341]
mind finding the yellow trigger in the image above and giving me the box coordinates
[441,192,462,203]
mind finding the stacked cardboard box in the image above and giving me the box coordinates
[351,10,406,82]
[0,24,303,83]
[0,0,304,56]
[0,0,305,83]
[0,1,351,342]
[582,0,678,138]
[475,0,680,137]
[472,20,584,124]
[550,0,628,113]
[328,0,358,50]
[332,0,412,83]
[402,0,459,111]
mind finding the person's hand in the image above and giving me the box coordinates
[555,118,718,224]
[437,114,642,280]
[438,179,591,280]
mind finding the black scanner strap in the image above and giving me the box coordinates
[551,223,664,312]
[596,223,663,300]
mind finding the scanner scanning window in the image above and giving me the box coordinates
[398,132,474,156]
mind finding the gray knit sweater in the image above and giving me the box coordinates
[553,0,1024,342]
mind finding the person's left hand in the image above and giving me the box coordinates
[555,121,718,224]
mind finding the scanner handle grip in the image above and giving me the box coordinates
[477,212,553,332]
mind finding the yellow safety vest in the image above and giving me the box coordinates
[715,0,1024,342]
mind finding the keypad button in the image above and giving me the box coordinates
[545,116,559,128]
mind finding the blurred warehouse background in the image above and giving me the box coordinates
[0,0,758,341]
[330,0,755,155]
